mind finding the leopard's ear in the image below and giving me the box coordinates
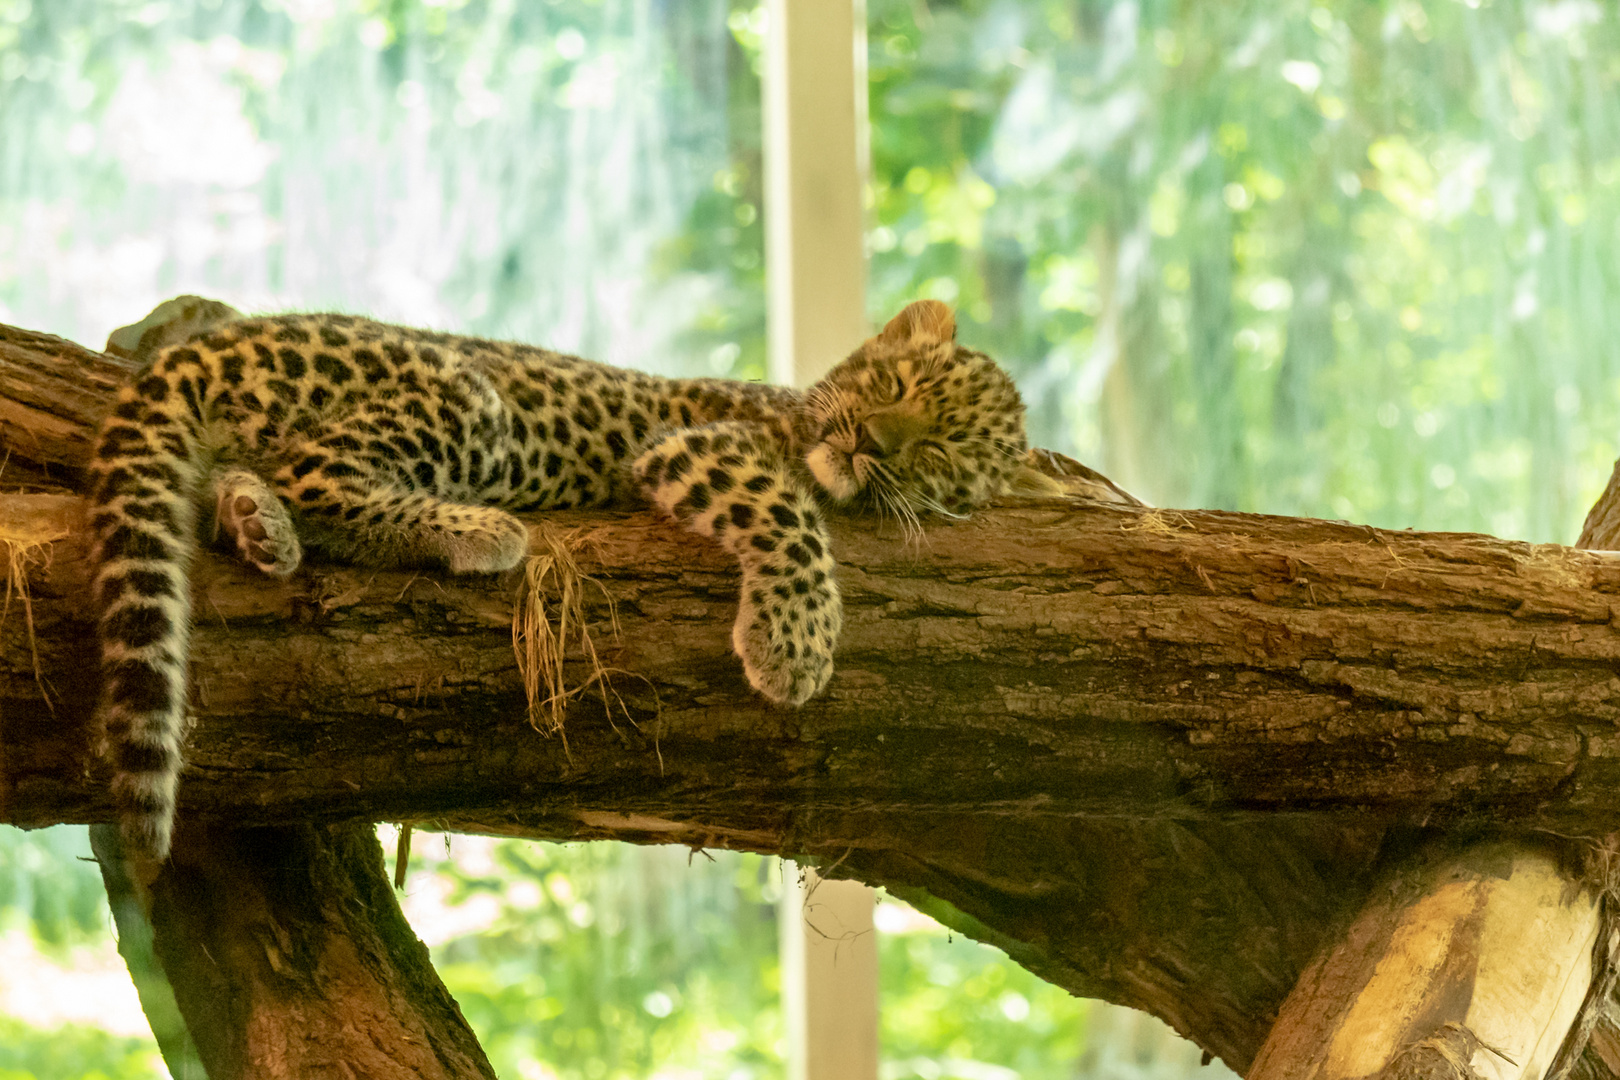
[1005,462,1069,498]
[878,299,956,347]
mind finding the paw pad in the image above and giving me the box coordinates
[216,471,302,578]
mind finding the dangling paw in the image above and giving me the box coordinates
[215,469,302,578]
[732,572,841,705]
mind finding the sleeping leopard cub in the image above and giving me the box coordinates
[90,297,1052,859]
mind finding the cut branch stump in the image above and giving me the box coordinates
[1248,841,1606,1080]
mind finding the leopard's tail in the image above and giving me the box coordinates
[89,350,213,861]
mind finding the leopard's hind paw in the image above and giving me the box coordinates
[215,469,302,578]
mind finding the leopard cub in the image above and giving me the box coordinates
[90,297,1044,859]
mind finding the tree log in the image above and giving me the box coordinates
[144,820,496,1079]
[10,320,1620,1071]
[10,496,1620,832]
[0,322,137,486]
[6,492,1620,1068]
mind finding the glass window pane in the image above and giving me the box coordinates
[0,0,764,380]
[867,0,1620,542]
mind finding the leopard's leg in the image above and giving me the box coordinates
[213,468,303,578]
[266,437,529,573]
[633,422,841,705]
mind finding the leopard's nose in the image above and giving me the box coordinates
[852,426,884,459]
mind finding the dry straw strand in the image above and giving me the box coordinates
[1121,509,1197,535]
[0,511,69,711]
[512,525,651,745]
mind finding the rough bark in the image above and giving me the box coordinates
[10,319,1620,1071]
[0,322,137,486]
[142,820,496,1080]
[94,820,492,1079]
[11,496,1620,833]
[1578,1006,1620,1080]
[8,490,1620,1070]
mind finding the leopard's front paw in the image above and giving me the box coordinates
[444,509,530,573]
[733,574,841,705]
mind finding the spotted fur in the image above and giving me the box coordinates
[90,297,1038,859]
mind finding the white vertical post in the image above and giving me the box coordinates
[765,2,877,1077]
[763,0,870,389]
[779,863,880,1080]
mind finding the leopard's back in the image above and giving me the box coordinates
[185,312,804,511]
[90,309,810,858]
[92,298,1045,861]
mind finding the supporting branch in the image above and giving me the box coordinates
[89,825,204,1079]
[145,821,496,1080]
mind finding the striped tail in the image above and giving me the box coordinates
[89,358,207,861]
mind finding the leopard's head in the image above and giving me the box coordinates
[804,300,1034,525]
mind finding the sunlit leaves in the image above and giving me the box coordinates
[395,837,785,1080]
[395,834,1094,1080]
[879,910,1086,1080]
[0,1016,161,1080]
[861,0,1620,542]
[0,0,752,381]
[0,826,107,951]
[0,827,165,1080]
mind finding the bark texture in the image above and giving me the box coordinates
[8,491,1620,1068]
[11,497,1620,834]
[144,820,496,1080]
[8,319,1620,1071]
[0,322,136,485]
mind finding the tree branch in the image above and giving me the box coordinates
[143,821,496,1079]
[10,497,1620,831]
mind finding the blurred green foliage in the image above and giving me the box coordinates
[393,834,1088,1080]
[400,839,785,1079]
[0,824,109,950]
[880,918,1086,1080]
[0,0,755,377]
[855,0,1620,541]
[0,827,165,1080]
[0,1015,162,1080]
[6,0,1616,538]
